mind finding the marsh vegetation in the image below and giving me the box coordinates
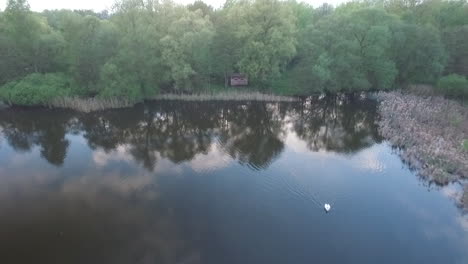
[377,92,468,184]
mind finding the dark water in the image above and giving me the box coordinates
[0,96,467,264]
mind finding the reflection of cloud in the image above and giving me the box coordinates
[92,144,183,175]
[440,183,464,202]
[285,131,310,154]
[189,144,232,173]
[93,145,133,166]
[352,148,385,172]
[0,138,196,263]
[286,130,385,173]
[0,162,196,263]
[69,134,87,145]
[154,157,183,175]
[395,192,463,244]
[61,169,158,200]
[10,151,37,166]
[457,215,468,231]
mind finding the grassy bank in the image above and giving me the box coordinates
[153,92,298,102]
[376,92,468,184]
[0,91,299,113]
[48,97,135,113]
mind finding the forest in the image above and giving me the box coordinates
[0,0,467,106]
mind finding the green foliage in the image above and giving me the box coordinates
[98,62,143,101]
[390,23,446,84]
[0,0,65,84]
[187,0,214,17]
[436,74,468,97]
[214,0,297,85]
[0,73,73,105]
[286,8,398,94]
[443,25,468,76]
[0,0,467,104]
[463,139,468,152]
[159,7,214,90]
[61,14,118,94]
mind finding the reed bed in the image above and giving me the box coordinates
[153,92,298,102]
[49,97,134,113]
[376,91,468,184]
[46,92,298,112]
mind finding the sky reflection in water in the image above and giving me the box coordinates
[0,97,467,264]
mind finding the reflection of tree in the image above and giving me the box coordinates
[141,102,214,164]
[218,102,286,170]
[74,101,285,170]
[0,97,382,170]
[289,95,382,153]
[0,109,72,166]
[39,126,70,166]
[79,107,141,152]
[74,102,217,171]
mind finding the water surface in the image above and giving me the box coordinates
[0,96,467,264]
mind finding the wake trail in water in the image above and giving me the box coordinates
[280,169,324,209]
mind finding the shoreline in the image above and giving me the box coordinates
[0,92,299,113]
[376,91,468,185]
[152,92,299,102]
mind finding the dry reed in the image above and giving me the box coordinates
[46,92,298,112]
[376,91,468,184]
[153,92,298,102]
[49,97,134,113]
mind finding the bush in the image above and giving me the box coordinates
[0,73,73,106]
[436,74,468,98]
[97,62,144,102]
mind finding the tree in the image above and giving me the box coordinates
[285,8,398,94]
[436,74,468,97]
[187,0,214,17]
[100,0,164,99]
[390,23,446,84]
[61,14,118,95]
[443,25,468,76]
[159,7,214,91]
[1,0,467,104]
[0,0,61,84]
[342,8,398,90]
[213,0,297,85]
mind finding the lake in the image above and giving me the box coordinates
[0,96,467,264]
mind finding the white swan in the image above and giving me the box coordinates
[324,203,331,212]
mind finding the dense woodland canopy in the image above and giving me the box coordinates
[0,0,467,105]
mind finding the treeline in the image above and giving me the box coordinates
[0,0,467,105]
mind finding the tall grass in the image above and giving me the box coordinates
[153,91,298,102]
[49,97,134,113]
[47,92,298,112]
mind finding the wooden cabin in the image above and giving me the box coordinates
[230,73,248,86]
